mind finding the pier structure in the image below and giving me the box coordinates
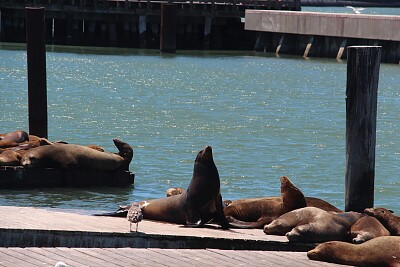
[0,0,300,50]
[0,206,344,266]
[245,10,400,63]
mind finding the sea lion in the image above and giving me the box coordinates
[0,150,22,166]
[0,130,29,148]
[8,137,53,152]
[20,139,132,171]
[224,176,306,228]
[307,236,400,267]
[350,216,391,244]
[264,207,364,243]
[166,187,185,197]
[224,176,341,229]
[365,207,400,236]
[100,146,229,229]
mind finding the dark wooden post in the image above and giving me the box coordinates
[26,7,48,138]
[160,4,177,53]
[345,46,381,212]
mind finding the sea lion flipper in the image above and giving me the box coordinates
[184,205,203,227]
[227,216,273,229]
[214,193,230,229]
[113,139,133,171]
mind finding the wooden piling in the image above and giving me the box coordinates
[160,4,177,53]
[345,46,381,212]
[26,7,48,139]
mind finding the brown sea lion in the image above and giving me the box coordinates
[307,236,400,267]
[350,216,391,244]
[224,176,341,229]
[166,187,185,197]
[224,176,306,228]
[100,146,229,229]
[20,139,132,171]
[8,137,53,152]
[0,130,29,148]
[264,207,364,243]
[365,207,400,236]
[0,150,22,166]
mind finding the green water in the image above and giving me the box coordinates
[1,43,400,213]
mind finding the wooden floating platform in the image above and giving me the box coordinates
[0,166,134,188]
[0,206,349,266]
[0,247,349,266]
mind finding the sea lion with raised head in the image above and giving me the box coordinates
[264,206,364,243]
[307,236,400,267]
[224,176,307,228]
[20,139,132,171]
[365,207,400,236]
[99,146,229,229]
[224,176,342,229]
[350,216,391,244]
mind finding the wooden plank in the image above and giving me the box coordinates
[179,249,235,266]
[120,247,184,266]
[73,248,136,267]
[207,249,255,266]
[55,248,112,267]
[0,249,42,267]
[26,248,88,267]
[1,248,54,267]
[170,249,226,266]
[106,248,164,266]
[146,249,204,267]
[206,249,266,266]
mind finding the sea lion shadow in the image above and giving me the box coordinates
[178,223,236,232]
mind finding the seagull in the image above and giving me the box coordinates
[127,204,143,232]
[346,6,365,14]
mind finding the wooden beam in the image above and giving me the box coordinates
[26,7,48,139]
[345,46,381,212]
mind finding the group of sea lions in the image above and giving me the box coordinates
[3,130,399,266]
[0,130,133,171]
[98,144,400,267]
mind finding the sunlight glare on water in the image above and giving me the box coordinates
[1,44,400,213]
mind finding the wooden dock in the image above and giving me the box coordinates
[0,0,299,50]
[0,166,134,188]
[245,10,400,63]
[0,206,350,266]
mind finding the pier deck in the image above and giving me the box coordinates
[0,206,349,266]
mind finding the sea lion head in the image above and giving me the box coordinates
[364,207,394,219]
[20,153,39,168]
[307,242,337,261]
[166,187,185,197]
[280,176,307,211]
[196,146,213,162]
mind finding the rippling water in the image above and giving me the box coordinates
[1,42,400,213]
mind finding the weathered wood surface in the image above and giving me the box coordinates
[345,46,380,212]
[0,206,351,266]
[0,247,350,266]
[0,206,311,250]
